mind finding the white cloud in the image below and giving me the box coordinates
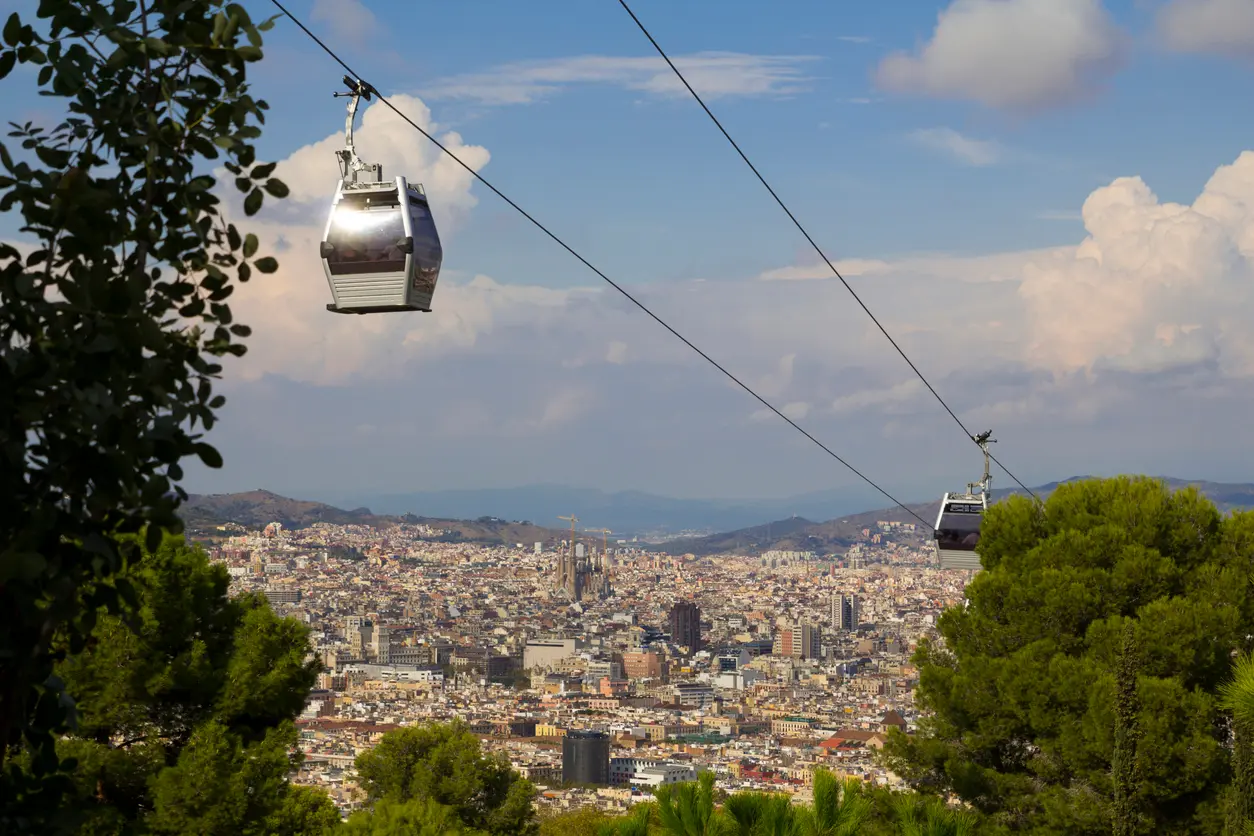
[420,52,819,105]
[188,115,1254,495]
[831,380,925,414]
[1157,0,1254,60]
[310,0,378,48]
[875,0,1125,110]
[909,127,1006,166]
[1018,152,1254,375]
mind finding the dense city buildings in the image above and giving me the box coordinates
[194,514,972,816]
[668,601,702,653]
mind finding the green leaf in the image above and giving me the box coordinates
[242,187,262,216]
[249,162,276,180]
[263,178,289,199]
[242,233,258,258]
[227,224,241,251]
[0,50,13,81]
[3,13,20,48]
[253,256,278,274]
[0,551,46,581]
[194,443,224,469]
[236,45,262,62]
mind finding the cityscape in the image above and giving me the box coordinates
[193,506,964,817]
[5,0,1254,832]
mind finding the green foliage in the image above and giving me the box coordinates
[653,771,718,836]
[36,536,327,834]
[1220,652,1254,834]
[1111,623,1145,836]
[597,804,654,836]
[799,769,871,836]
[343,797,485,836]
[539,806,617,836]
[0,0,286,816]
[354,721,538,836]
[881,477,1254,834]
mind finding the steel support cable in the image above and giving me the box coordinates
[267,0,932,527]
[614,0,1040,503]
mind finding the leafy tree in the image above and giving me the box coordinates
[36,535,327,834]
[886,792,978,836]
[263,784,344,836]
[342,797,484,836]
[1111,623,1144,835]
[653,771,718,836]
[597,804,654,836]
[882,476,1254,834]
[721,792,799,836]
[0,0,286,817]
[1220,651,1254,834]
[539,806,616,836]
[354,721,538,836]
[798,769,870,836]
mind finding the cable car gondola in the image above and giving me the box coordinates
[320,76,443,315]
[933,430,995,571]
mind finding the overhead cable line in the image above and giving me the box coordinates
[267,0,932,527]
[614,0,1040,503]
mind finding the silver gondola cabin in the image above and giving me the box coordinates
[933,430,996,572]
[320,76,443,315]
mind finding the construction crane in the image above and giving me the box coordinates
[558,515,579,556]
[585,527,612,556]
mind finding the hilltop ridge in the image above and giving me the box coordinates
[183,476,1254,556]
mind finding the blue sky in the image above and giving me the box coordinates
[5,0,1254,509]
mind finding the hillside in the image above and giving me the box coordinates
[183,490,382,529]
[181,490,574,546]
[182,476,1254,556]
[657,476,1254,557]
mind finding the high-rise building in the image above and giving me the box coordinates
[777,621,821,659]
[345,616,372,658]
[832,593,860,632]
[562,730,610,786]
[372,624,391,664]
[669,601,702,652]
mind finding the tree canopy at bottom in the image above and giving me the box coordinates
[882,475,1254,835]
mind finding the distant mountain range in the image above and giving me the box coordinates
[182,490,574,547]
[184,477,1254,556]
[662,476,1254,556]
[308,484,903,538]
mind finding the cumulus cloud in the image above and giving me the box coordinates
[310,0,379,48]
[189,125,1254,496]
[875,0,1125,110]
[1019,152,1254,375]
[421,52,819,105]
[909,127,1006,166]
[1157,0,1254,60]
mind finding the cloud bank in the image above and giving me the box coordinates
[204,93,1254,497]
[420,52,819,105]
[1157,0,1254,60]
[875,0,1125,110]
